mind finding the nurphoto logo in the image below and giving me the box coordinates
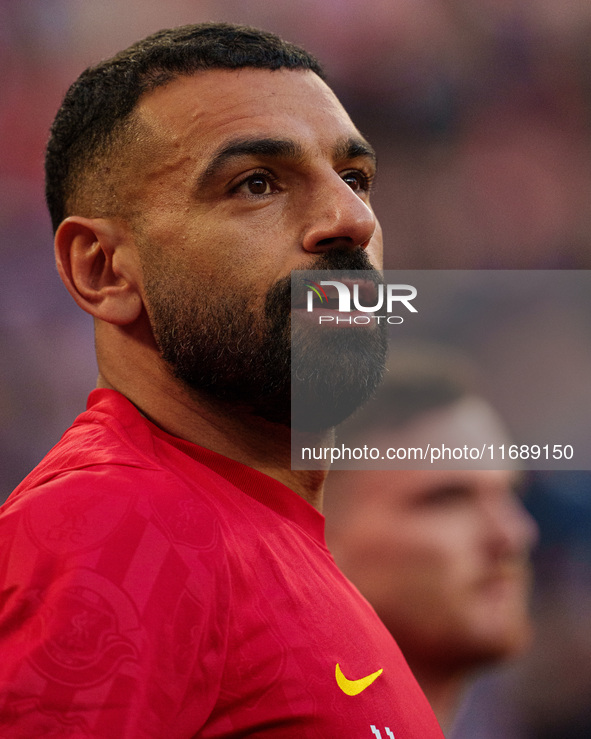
[304,280,418,325]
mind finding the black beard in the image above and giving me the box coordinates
[145,248,387,431]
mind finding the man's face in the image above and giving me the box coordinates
[327,401,538,672]
[125,69,384,427]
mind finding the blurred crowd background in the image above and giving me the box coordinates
[1,1,591,736]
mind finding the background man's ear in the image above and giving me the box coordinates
[55,216,143,325]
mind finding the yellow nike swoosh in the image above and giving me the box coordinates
[335,663,383,696]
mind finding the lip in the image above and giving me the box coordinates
[475,569,531,601]
[339,277,383,305]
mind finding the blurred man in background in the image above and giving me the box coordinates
[452,471,591,739]
[325,349,538,731]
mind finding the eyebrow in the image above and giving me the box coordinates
[333,137,377,165]
[196,135,377,189]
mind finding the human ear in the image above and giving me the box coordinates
[54,216,143,325]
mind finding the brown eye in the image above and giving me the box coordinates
[246,175,271,195]
[342,170,371,192]
[232,170,280,198]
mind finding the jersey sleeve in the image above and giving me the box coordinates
[0,465,230,738]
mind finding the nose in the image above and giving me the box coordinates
[301,173,378,254]
[484,489,539,560]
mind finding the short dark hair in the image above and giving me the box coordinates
[45,23,325,232]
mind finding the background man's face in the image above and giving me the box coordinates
[122,68,385,422]
[328,401,539,670]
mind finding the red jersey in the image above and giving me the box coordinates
[0,389,443,738]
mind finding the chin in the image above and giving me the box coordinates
[465,577,535,659]
[458,615,534,668]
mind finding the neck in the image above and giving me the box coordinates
[97,365,332,510]
[407,662,468,733]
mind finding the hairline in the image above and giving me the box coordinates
[66,67,333,228]
[47,23,326,232]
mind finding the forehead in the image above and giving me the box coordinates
[365,396,511,455]
[134,68,362,159]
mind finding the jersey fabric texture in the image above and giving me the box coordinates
[0,389,443,738]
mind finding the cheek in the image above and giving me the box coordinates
[198,214,293,284]
[388,528,480,606]
[347,529,445,598]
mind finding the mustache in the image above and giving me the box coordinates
[307,247,378,273]
[476,558,534,585]
[267,247,383,314]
